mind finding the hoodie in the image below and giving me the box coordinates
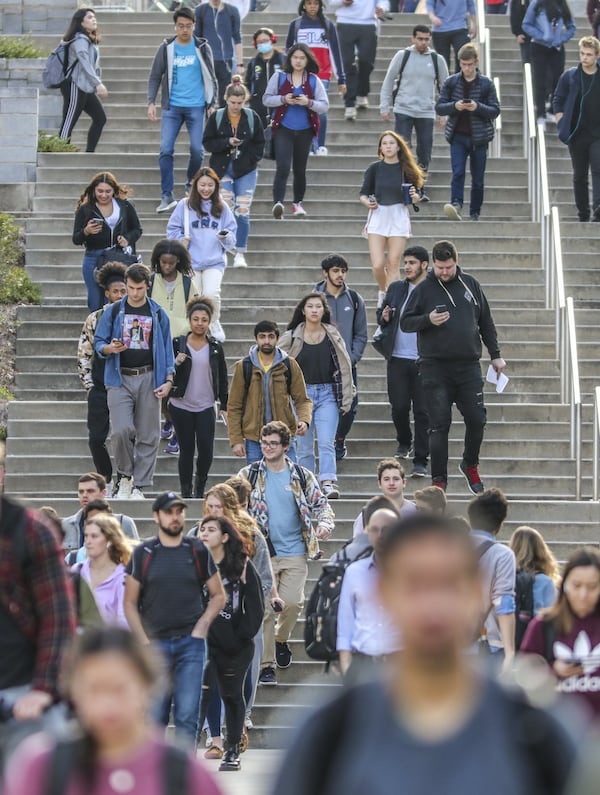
[250,344,284,424]
[313,280,368,366]
[400,266,500,362]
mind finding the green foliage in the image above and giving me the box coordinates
[0,36,47,59]
[0,214,41,305]
[38,131,79,153]
[0,386,14,402]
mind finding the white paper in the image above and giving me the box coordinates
[486,365,509,394]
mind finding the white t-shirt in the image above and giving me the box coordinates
[352,500,417,537]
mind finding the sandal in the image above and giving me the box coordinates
[204,744,224,760]
[240,727,249,753]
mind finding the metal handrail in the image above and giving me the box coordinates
[593,387,600,500]
[566,298,582,499]
[491,76,502,159]
[523,63,537,215]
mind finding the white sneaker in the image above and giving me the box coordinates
[245,715,254,730]
[211,319,226,342]
[130,487,145,500]
[272,202,284,219]
[105,481,113,499]
[115,476,133,500]
[292,202,307,217]
[233,252,248,268]
[316,146,328,156]
[356,96,369,109]
[537,117,546,132]
[344,106,357,121]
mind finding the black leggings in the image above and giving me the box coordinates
[530,42,565,120]
[273,126,314,204]
[60,80,106,152]
[200,643,254,747]
[87,385,112,482]
[169,403,215,497]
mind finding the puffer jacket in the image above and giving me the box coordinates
[436,71,500,145]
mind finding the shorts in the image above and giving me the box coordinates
[365,203,411,238]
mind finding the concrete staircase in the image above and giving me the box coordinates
[7,11,600,746]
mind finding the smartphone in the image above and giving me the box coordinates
[272,601,283,613]
[435,305,447,313]
[111,338,123,346]
[217,230,228,238]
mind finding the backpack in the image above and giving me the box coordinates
[515,570,536,650]
[215,106,255,135]
[42,40,76,90]
[391,48,441,106]
[136,537,206,609]
[149,272,193,303]
[304,541,373,663]
[242,354,291,392]
[45,737,189,795]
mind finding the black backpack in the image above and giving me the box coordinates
[46,737,189,795]
[304,541,372,663]
[515,570,536,650]
[242,354,292,392]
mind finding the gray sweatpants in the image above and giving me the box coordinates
[107,370,161,488]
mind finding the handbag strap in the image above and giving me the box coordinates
[184,201,190,239]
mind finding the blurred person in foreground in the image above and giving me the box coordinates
[4,627,224,795]
[273,513,576,795]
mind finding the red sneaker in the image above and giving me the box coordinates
[432,479,447,491]
[459,462,484,494]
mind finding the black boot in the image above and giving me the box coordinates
[180,483,193,499]
[219,743,241,772]
[193,475,206,499]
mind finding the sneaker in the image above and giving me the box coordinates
[322,482,340,499]
[160,420,174,440]
[233,252,248,268]
[105,481,113,499]
[316,146,328,156]
[211,319,226,342]
[432,479,447,491]
[272,201,284,219]
[579,212,591,222]
[165,437,179,455]
[204,744,224,760]
[275,641,292,669]
[444,202,462,221]
[130,487,145,500]
[115,476,133,500]
[244,715,254,730]
[156,195,177,214]
[292,202,307,217]
[258,666,277,685]
[537,117,546,131]
[459,461,484,495]
[335,438,347,460]
[395,444,413,460]
[419,191,430,203]
[593,206,600,222]
[344,106,357,121]
[412,463,427,478]
[546,112,556,124]
[355,95,369,109]
[218,746,241,772]
[469,212,480,221]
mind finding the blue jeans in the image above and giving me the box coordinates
[154,635,206,748]
[449,133,488,216]
[395,114,434,171]
[159,105,205,197]
[317,79,330,148]
[83,249,106,311]
[296,383,338,482]
[246,439,297,465]
[222,164,258,252]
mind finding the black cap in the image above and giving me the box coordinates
[152,491,188,512]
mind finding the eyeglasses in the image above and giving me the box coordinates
[260,440,282,449]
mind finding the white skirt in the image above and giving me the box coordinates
[365,203,411,238]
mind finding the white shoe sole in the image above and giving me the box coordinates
[443,203,462,221]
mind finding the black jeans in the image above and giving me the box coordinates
[87,385,112,482]
[387,358,429,467]
[568,133,600,218]
[214,60,232,108]
[395,115,434,171]
[431,29,470,73]
[419,360,486,482]
[59,80,106,152]
[336,366,358,442]
[530,42,564,119]
[336,22,378,106]
[273,126,313,204]
[169,404,216,498]
[200,643,254,747]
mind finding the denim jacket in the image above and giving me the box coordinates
[93,297,175,389]
[522,4,576,48]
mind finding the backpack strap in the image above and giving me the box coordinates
[45,738,84,795]
[183,538,205,582]
[182,275,192,302]
[542,618,556,664]
[148,272,155,296]
[391,48,412,104]
[247,461,260,489]
[139,538,162,591]
[431,51,441,93]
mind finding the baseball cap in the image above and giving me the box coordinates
[152,491,188,512]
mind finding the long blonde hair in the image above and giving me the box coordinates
[509,525,560,584]
[84,513,133,566]
[377,130,424,189]
[203,483,258,557]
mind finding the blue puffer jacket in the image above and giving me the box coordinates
[522,3,576,48]
[435,72,500,145]
[553,64,596,143]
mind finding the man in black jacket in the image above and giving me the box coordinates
[377,245,429,476]
[401,239,506,494]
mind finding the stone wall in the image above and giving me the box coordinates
[0,87,38,211]
[0,58,62,131]
[0,0,74,35]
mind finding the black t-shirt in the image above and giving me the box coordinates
[119,301,153,369]
[360,161,405,207]
[127,537,216,639]
[0,602,36,689]
[296,337,334,385]
[578,69,600,139]
[455,77,473,136]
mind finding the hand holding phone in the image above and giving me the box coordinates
[217,230,229,238]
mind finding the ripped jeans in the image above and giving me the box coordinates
[221,165,258,252]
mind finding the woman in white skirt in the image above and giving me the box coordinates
[359,131,424,305]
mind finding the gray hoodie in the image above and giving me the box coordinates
[314,281,368,366]
[249,344,290,424]
[67,33,102,94]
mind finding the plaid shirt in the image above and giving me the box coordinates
[0,498,76,697]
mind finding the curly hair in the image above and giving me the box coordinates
[95,261,127,290]
[377,130,424,190]
[84,513,133,566]
[204,483,256,557]
[77,171,129,210]
[150,239,193,277]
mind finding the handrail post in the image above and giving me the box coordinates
[594,387,600,501]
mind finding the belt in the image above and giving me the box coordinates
[121,365,153,376]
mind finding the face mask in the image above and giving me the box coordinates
[257,42,273,54]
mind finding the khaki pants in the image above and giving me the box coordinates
[261,555,308,669]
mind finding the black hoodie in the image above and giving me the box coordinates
[400,266,500,363]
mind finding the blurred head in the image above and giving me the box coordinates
[378,515,481,665]
[38,506,65,544]
[203,483,240,520]
[510,525,560,582]
[366,508,399,553]
[377,459,406,501]
[224,476,252,510]
[551,549,600,628]
[82,499,113,523]
[414,485,447,514]
[84,513,132,566]
[77,473,106,508]
[467,488,508,536]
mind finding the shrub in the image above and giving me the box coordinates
[38,131,79,153]
[0,214,41,305]
[0,36,47,59]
